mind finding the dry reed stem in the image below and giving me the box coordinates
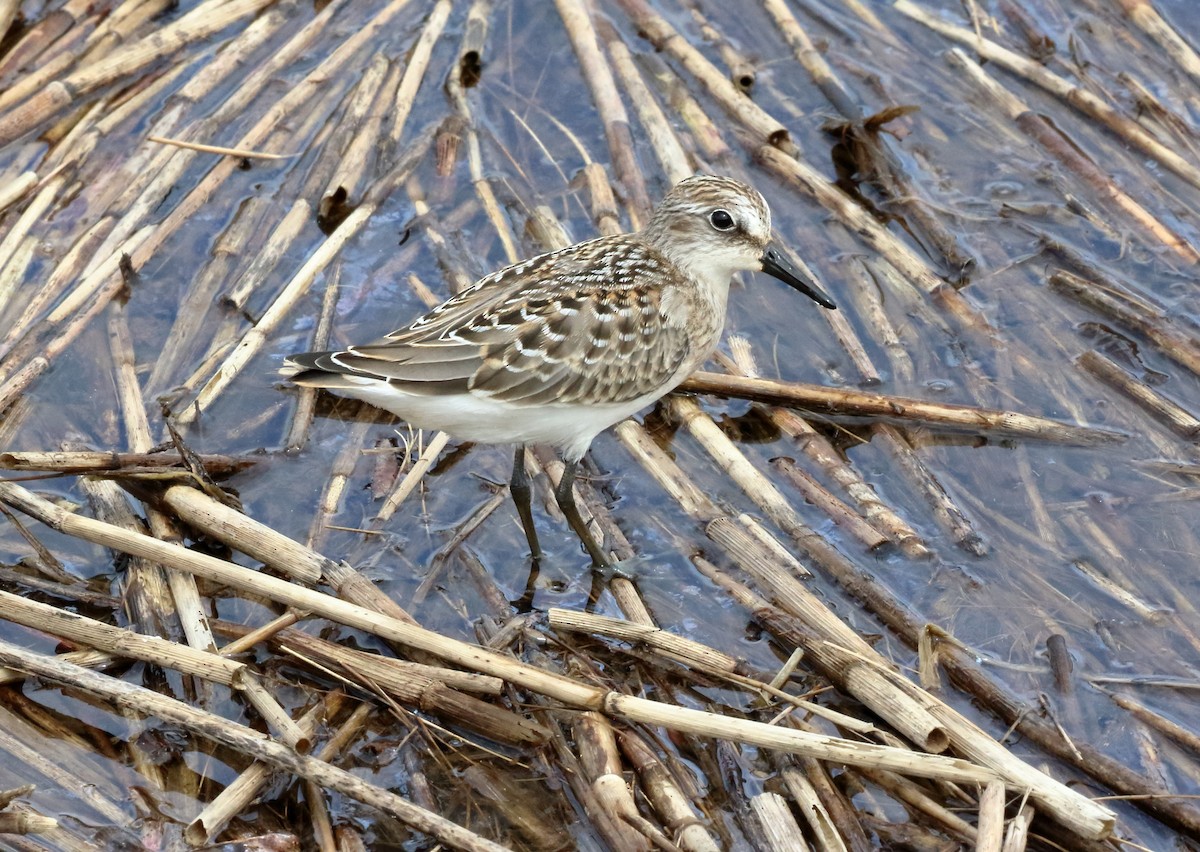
[693,558,1117,839]
[752,144,996,340]
[778,764,852,852]
[872,423,987,555]
[613,419,956,753]
[1100,687,1200,755]
[0,0,274,146]
[893,0,1200,192]
[944,48,1200,265]
[219,198,311,314]
[1117,0,1200,87]
[0,174,63,317]
[173,205,375,426]
[549,608,741,675]
[0,715,130,826]
[185,694,346,845]
[576,712,654,850]
[322,54,393,205]
[109,305,217,653]
[1077,350,1200,440]
[748,791,808,850]
[388,0,451,146]
[714,344,928,556]
[0,450,254,476]
[1049,270,1200,379]
[445,58,519,268]
[146,134,291,160]
[680,370,1125,446]
[0,638,510,852]
[0,811,57,835]
[0,479,997,784]
[860,766,977,843]
[763,0,975,277]
[770,458,891,552]
[115,0,416,304]
[615,0,796,156]
[976,779,1006,852]
[0,225,150,410]
[601,23,693,184]
[0,170,37,215]
[373,430,448,524]
[619,732,721,852]
[0,575,295,754]
[555,0,652,226]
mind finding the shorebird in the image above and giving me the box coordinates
[287,175,836,568]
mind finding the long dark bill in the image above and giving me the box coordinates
[760,245,837,310]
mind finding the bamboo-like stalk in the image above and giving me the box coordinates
[615,0,797,156]
[321,53,393,206]
[1077,349,1200,440]
[1116,0,1200,88]
[778,764,853,852]
[748,791,809,850]
[680,370,1125,446]
[692,557,1117,839]
[713,345,928,557]
[388,0,452,147]
[0,175,64,317]
[576,712,654,850]
[0,638,510,852]
[619,731,721,852]
[0,478,998,784]
[216,198,311,315]
[872,424,987,555]
[0,0,275,146]
[555,0,652,225]
[771,458,891,552]
[0,450,254,476]
[185,693,347,845]
[893,0,1200,192]
[1049,270,1200,379]
[943,47,1200,264]
[763,0,975,277]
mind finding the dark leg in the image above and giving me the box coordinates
[554,458,610,569]
[510,445,541,560]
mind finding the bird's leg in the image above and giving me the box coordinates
[510,445,542,560]
[554,458,611,569]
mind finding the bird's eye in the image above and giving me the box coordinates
[709,209,735,231]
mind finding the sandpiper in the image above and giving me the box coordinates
[288,175,836,568]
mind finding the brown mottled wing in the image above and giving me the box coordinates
[301,237,692,406]
[470,277,690,406]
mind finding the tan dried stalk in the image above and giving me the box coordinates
[615,0,796,156]
[0,479,997,784]
[389,0,452,146]
[619,732,721,852]
[944,47,1200,264]
[680,370,1125,446]
[0,639,510,852]
[1078,350,1200,440]
[186,694,347,845]
[0,0,275,145]
[555,0,652,225]
[714,344,928,556]
[1049,270,1200,379]
[893,0,1200,192]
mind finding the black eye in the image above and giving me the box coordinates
[709,209,735,231]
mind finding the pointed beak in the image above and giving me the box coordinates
[760,245,837,310]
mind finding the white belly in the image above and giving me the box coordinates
[329,377,668,461]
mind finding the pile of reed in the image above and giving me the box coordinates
[0,0,1198,848]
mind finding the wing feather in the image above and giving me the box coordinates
[288,236,696,407]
